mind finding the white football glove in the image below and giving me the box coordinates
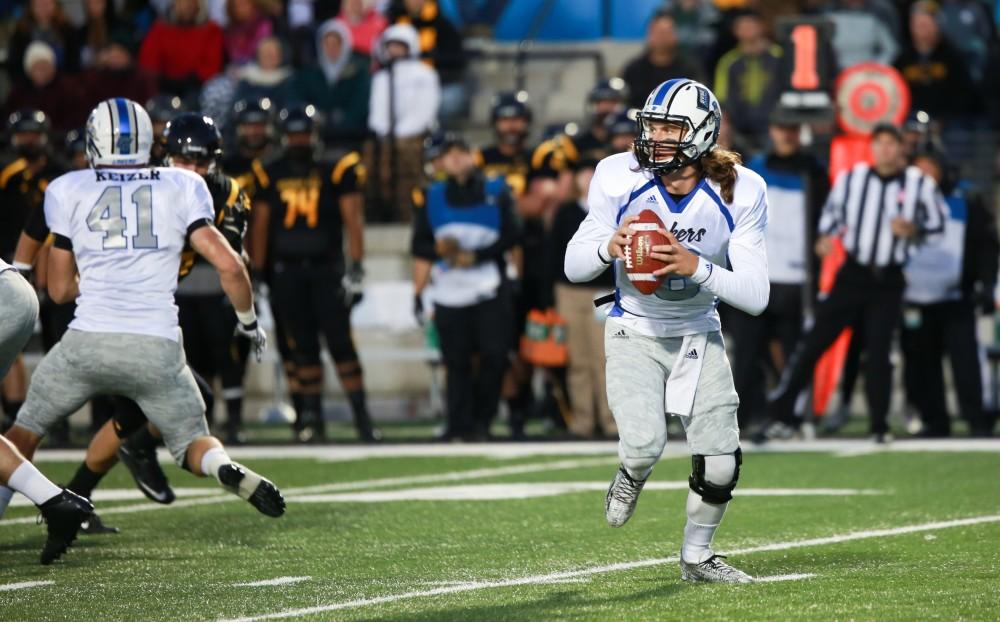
[235,321,268,362]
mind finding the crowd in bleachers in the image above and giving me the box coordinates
[3,0,1000,444]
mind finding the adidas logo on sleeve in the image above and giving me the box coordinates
[684,348,698,360]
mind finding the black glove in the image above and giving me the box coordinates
[342,261,364,308]
[414,294,425,326]
[977,283,996,316]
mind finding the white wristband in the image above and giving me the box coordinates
[692,260,714,285]
[235,308,257,326]
[12,261,32,272]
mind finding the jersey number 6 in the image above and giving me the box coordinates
[87,185,159,250]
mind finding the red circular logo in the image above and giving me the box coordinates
[835,63,910,136]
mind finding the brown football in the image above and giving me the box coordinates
[624,209,668,295]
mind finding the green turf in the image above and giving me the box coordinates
[1,448,999,621]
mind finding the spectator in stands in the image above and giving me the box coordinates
[293,19,371,143]
[7,0,78,85]
[339,0,387,58]
[894,1,976,122]
[369,23,440,221]
[234,36,294,111]
[3,41,84,132]
[824,0,899,69]
[902,141,998,438]
[385,0,467,119]
[622,11,704,110]
[936,0,995,84]
[714,10,783,150]
[139,0,224,99]
[663,0,719,64]
[549,157,617,439]
[223,0,274,66]
[411,135,516,442]
[81,37,159,112]
[72,0,133,70]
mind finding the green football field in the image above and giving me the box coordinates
[1,440,999,621]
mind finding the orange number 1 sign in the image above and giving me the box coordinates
[791,24,819,90]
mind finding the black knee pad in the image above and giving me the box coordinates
[689,448,742,505]
[111,397,148,439]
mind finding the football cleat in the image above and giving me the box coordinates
[80,512,120,535]
[217,463,285,518]
[38,490,93,565]
[117,442,175,505]
[680,554,754,584]
[605,466,647,527]
[750,419,799,445]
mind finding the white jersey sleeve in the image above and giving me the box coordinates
[564,155,626,283]
[690,169,770,316]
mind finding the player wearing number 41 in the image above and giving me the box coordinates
[565,79,769,583]
[0,99,285,556]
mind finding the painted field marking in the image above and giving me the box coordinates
[234,577,312,588]
[0,580,55,592]
[755,573,816,583]
[217,513,1000,621]
[288,482,880,504]
[0,457,615,527]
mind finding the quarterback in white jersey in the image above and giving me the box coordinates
[1,99,284,557]
[565,79,769,583]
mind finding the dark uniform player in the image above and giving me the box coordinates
[0,110,62,434]
[145,94,186,166]
[250,105,380,443]
[223,98,275,201]
[167,113,253,444]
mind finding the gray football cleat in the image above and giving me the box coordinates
[680,554,754,584]
[605,466,647,527]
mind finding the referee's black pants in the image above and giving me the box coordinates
[769,260,903,435]
[434,294,509,440]
[900,300,984,437]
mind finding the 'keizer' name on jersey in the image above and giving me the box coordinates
[44,166,215,342]
[565,151,770,338]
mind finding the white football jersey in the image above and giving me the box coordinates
[0,257,11,273]
[44,166,215,341]
[566,152,769,338]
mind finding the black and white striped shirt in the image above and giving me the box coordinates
[819,163,946,267]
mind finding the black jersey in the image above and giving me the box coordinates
[222,152,268,202]
[255,151,365,267]
[0,156,61,258]
[178,171,250,279]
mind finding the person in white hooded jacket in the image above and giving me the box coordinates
[369,23,440,139]
[368,22,440,220]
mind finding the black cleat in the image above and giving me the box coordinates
[38,490,93,565]
[217,463,285,518]
[117,443,175,505]
[80,512,120,535]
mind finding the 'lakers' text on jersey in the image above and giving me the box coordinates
[255,152,365,267]
[43,166,215,341]
[566,152,769,338]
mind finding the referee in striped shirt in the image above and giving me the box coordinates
[759,123,947,443]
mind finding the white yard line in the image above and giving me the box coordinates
[755,573,816,582]
[288,482,880,504]
[234,577,312,588]
[27,438,1000,463]
[218,513,1000,622]
[0,580,55,591]
[0,458,615,527]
